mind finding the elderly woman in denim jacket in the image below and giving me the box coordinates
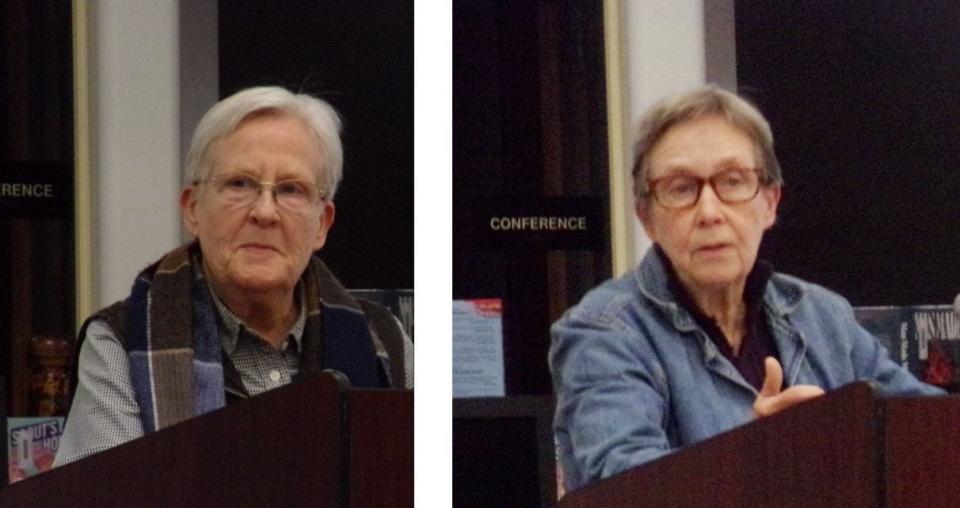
[549,85,943,493]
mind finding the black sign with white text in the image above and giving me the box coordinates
[0,162,73,219]
[473,197,605,251]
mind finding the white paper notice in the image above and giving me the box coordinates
[453,299,505,397]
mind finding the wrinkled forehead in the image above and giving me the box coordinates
[648,116,760,176]
[212,110,325,176]
[233,109,320,148]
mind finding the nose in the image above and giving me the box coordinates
[694,183,724,226]
[248,185,280,224]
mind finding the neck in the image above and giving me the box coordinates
[205,273,298,349]
[684,278,747,354]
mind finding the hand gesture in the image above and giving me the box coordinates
[754,356,825,418]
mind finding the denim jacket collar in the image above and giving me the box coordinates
[632,246,806,331]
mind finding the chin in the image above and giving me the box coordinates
[230,270,290,293]
[690,267,741,289]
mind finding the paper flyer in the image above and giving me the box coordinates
[453,299,505,397]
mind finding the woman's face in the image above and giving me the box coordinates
[637,115,781,294]
[181,113,335,295]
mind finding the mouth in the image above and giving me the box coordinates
[240,243,278,252]
[695,243,730,255]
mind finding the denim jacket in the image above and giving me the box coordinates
[549,248,943,492]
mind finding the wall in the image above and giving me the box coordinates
[609,0,736,272]
[85,0,218,311]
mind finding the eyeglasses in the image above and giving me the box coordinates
[197,173,327,212]
[646,168,764,210]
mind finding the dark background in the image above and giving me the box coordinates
[453,2,960,504]
[451,0,960,394]
[453,0,610,396]
[0,1,414,417]
[0,0,75,417]
[453,3,608,504]
[737,1,960,306]
[219,1,414,291]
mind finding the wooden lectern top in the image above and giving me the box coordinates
[559,382,960,508]
[0,371,412,508]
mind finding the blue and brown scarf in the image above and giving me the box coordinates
[117,242,387,433]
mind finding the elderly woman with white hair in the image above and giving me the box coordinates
[549,85,942,493]
[56,86,411,465]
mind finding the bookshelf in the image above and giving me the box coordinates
[2,3,76,418]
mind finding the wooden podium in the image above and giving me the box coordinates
[0,372,412,507]
[559,383,960,507]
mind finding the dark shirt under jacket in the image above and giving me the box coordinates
[659,246,779,391]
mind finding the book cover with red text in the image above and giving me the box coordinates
[7,417,63,483]
[854,305,960,391]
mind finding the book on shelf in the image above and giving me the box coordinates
[854,304,960,391]
[7,416,64,484]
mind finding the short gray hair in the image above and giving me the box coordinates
[631,85,782,206]
[185,86,344,200]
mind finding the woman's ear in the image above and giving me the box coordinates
[180,186,200,235]
[761,185,782,229]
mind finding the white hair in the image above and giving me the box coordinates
[185,86,344,199]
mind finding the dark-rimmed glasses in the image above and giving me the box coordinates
[646,168,764,210]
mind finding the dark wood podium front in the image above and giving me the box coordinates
[559,383,960,507]
[0,372,412,507]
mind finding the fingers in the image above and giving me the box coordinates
[755,385,826,418]
[758,356,783,398]
[754,357,825,418]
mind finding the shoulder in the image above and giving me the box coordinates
[549,270,664,381]
[766,272,864,349]
[768,272,854,314]
[75,308,131,369]
[555,272,643,334]
[77,318,129,365]
[81,300,130,344]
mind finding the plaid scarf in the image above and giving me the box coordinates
[123,243,386,434]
